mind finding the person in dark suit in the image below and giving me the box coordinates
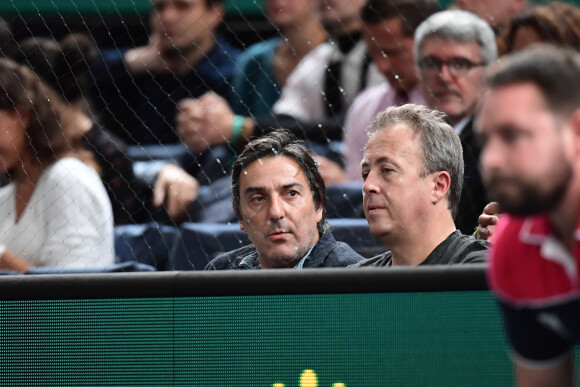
[414,10,498,234]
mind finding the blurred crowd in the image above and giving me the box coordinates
[0,0,580,270]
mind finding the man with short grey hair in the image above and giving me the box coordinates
[352,104,487,267]
[414,9,497,234]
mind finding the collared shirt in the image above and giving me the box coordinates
[342,83,426,181]
[454,116,471,136]
[488,214,580,363]
[272,40,385,123]
[294,244,316,269]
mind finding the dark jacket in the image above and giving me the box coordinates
[455,117,488,235]
[205,230,364,270]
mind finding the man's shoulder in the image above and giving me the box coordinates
[487,214,560,303]
[205,244,256,270]
[306,231,364,268]
[440,231,489,264]
[488,215,537,275]
[348,251,391,268]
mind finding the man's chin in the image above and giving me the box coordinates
[493,193,559,216]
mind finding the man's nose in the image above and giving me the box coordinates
[159,5,179,25]
[438,63,455,83]
[480,139,506,173]
[268,195,285,220]
[362,171,380,195]
[376,56,392,78]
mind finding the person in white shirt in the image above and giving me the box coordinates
[0,58,114,272]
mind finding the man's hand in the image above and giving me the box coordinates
[124,34,170,74]
[177,92,234,152]
[476,201,501,242]
[153,164,200,223]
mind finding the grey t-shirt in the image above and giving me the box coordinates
[350,231,488,267]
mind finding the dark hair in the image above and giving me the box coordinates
[205,0,223,6]
[231,130,328,236]
[0,58,74,167]
[499,2,580,55]
[361,0,441,37]
[13,34,98,105]
[486,44,580,118]
[0,18,16,59]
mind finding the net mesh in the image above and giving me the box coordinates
[0,0,578,270]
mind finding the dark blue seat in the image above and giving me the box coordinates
[168,222,251,270]
[127,144,190,162]
[115,222,180,270]
[325,182,364,218]
[26,261,156,274]
[328,218,385,258]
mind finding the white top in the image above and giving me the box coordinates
[272,40,385,122]
[0,158,115,268]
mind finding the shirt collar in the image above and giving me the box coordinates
[239,251,260,269]
[293,244,316,269]
[453,117,471,136]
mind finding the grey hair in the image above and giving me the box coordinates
[366,104,464,218]
[414,10,497,65]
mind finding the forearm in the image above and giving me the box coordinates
[516,353,575,387]
[0,248,30,273]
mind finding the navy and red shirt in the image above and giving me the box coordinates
[488,214,580,364]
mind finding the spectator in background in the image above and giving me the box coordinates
[351,104,487,267]
[177,0,385,155]
[317,0,440,184]
[453,0,527,33]
[229,0,327,121]
[414,10,497,234]
[12,35,200,224]
[90,0,240,145]
[0,58,114,272]
[205,130,363,270]
[498,2,580,55]
[478,45,580,387]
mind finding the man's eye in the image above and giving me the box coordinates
[251,196,265,203]
[502,131,523,145]
[174,1,191,11]
[361,171,369,181]
[287,190,298,197]
[451,59,468,70]
[382,168,393,174]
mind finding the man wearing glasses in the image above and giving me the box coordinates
[414,10,497,234]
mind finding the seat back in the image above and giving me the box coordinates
[328,218,385,258]
[168,223,251,270]
[115,222,180,270]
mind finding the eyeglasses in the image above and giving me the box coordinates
[417,56,485,77]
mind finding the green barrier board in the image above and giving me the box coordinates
[1,291,515,386]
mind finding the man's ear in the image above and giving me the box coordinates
[208,2,224,28]
[431,171,451,204]
[239,217,245,231]
[315,203,323,223]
